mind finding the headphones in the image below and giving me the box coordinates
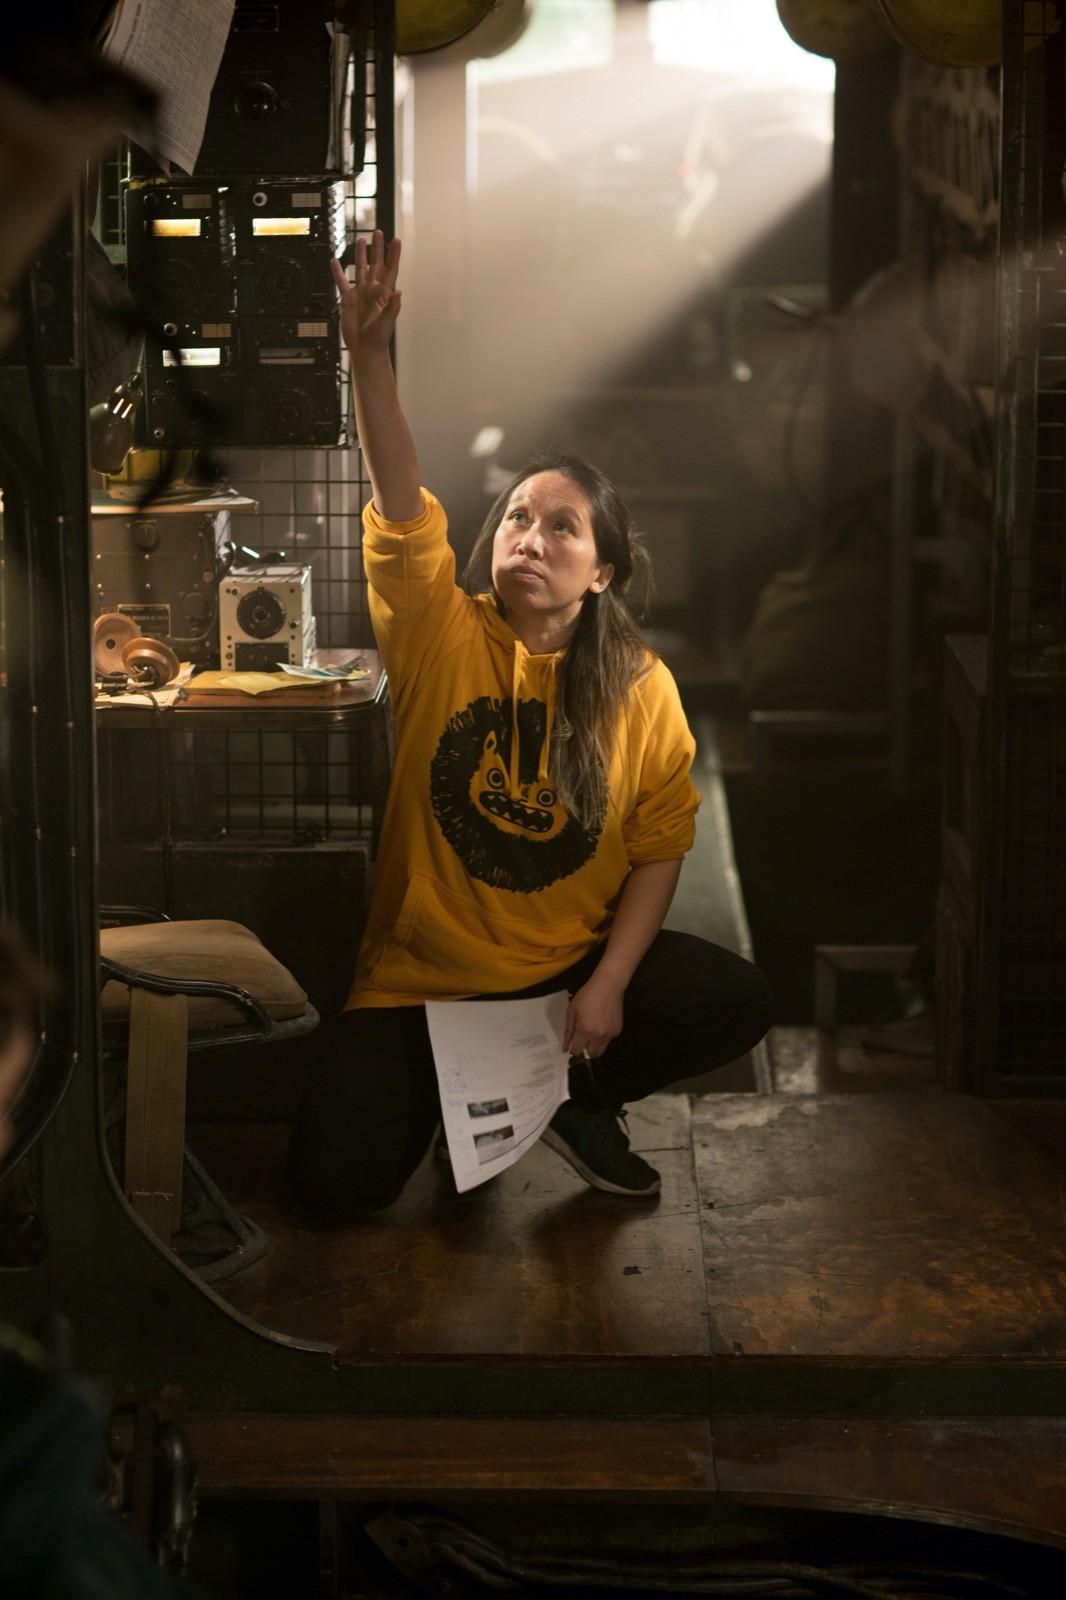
[93,613,180,689]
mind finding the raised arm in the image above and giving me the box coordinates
[332,230,423,522]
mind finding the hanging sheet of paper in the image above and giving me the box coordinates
[425,992,571,1193]
[102,0,236,174]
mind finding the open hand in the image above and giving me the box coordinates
[331,229,402,358]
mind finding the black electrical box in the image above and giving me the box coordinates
[90,510,225,667]
[125,187,236,324]
[127,180,345,449]
[197,0,341,176]
[129,1,350,180]
[230,182,344,317]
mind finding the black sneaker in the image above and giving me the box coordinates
[542,1101,661,1197]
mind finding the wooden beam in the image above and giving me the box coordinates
[187,1414,714,1499]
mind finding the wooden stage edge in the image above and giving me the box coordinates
[184,1412,1066,1548]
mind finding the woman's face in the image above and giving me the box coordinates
[491,471,613,644]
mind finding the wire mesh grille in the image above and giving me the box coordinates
[98,717,378,846]
[220,443,373,652]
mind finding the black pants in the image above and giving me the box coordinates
[288,929,774,1219]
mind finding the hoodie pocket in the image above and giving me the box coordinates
[369,870,600,996]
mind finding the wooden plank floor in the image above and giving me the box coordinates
[188,1088,1066,1534]
[196,1094,710,1359]
[694,1094,1066,1361]
[196,1089,1066,1372]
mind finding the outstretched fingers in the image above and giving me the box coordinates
[330,256,353,296]
[335,232,401,300]
[332,232,403,353]
[382,234,402,293]
[364,229,401,290]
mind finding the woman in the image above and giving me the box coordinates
[289,232,773,1217]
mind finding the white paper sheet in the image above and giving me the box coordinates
[103,0,236,174]
[426,992,571,1194]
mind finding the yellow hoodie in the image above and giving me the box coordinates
[348,490,700,1008]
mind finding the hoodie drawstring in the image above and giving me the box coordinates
[508,643,559,791]
[509,645,522,795]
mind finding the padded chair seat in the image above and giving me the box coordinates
[100,919,309,1030]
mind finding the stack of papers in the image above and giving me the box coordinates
[188,664,369,696]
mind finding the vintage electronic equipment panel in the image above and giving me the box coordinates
[232,182,345,445]
[90,510,226,668]
[220,564,316,670]
[240,316,342,446]
[127,188,242,447]
[125,188,235,326]
[139,328,242,449]
[231,182,345,318]
[127,3,351,181]
[125,181,346,448]
[194,0,348,177]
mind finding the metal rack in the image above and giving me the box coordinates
[95,24,393,863]
[971,0,1066,1090]
[901,57,999,590]
[92,14,396,1014]
[898,53,1000,742]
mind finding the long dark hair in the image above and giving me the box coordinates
[462,452,653,830]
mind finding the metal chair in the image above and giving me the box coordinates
[100,907,318,1281]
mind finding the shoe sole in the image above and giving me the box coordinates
[541,1126,661,1197]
